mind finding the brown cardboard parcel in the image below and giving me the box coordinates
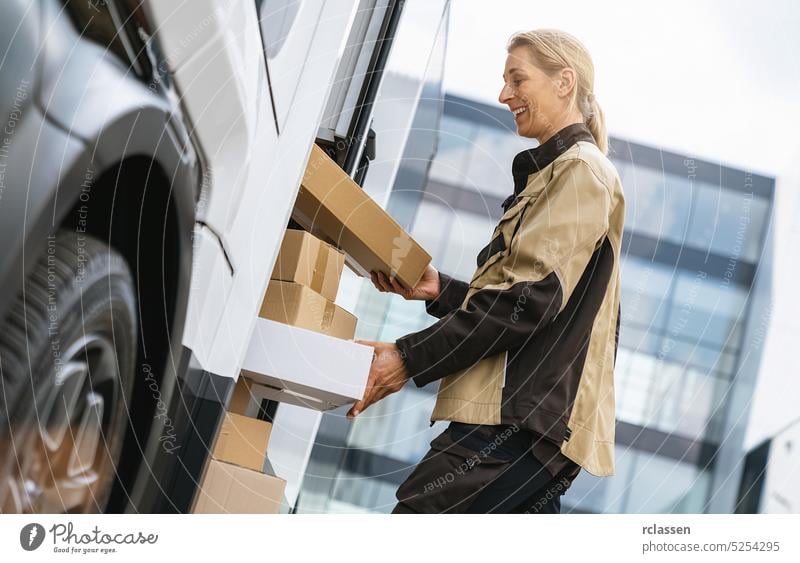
[259,279,357,339]
[193,459,285,514]
[271,229,344,301]
[228,376,259,417]
[211,412,272,472]
[292,144,431,288]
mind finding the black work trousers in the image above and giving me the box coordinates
[392,422,576,514]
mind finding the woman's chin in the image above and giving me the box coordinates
[515,124,535,138]
[513,114,536,138]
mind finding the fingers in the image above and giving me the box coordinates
[347,390,368,418]
[347,375,398,419]
[347,387,376,419]
[388,275,410,297]
[346,342,405,420]
[378,271,392,292]
[346,399,365,419]
[370,271,404,295]
[347,363,378,419]
[370,271,385,292]
[378,271,394,293]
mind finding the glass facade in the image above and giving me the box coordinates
[295,85,775,512]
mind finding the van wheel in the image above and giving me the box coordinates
[0,231,137,513]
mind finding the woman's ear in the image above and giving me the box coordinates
[556,67,577,98]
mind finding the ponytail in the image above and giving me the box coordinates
[584,93,608,155]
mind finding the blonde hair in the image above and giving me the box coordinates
[507,29,608,154]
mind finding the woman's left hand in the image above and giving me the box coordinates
[346,340,409,419]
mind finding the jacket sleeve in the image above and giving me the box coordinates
[396,158,611,388]
[424,272,469,319]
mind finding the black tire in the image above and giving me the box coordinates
[0,230,137,513]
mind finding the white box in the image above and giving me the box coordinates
[266,403,323,508]
[241,317,373,411]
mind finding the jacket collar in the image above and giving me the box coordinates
[502,122,596,212]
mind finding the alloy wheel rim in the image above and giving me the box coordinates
[1,332,120,513]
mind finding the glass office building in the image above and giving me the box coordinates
[295,83,775,513]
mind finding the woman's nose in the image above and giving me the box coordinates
[498,83,513,104]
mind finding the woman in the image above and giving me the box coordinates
[347,29,625,514]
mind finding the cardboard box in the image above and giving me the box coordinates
[209,392,322,508]
[228,376,259,417]
[271,229,344,301]
[259,280,357,339]
[242,317,374,411]
[193,459,285,514]
[292,144,432,288]
[211,412,272,472]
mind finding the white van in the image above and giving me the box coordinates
[0,0,447,513]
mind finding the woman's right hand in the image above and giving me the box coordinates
[370,264,440,301]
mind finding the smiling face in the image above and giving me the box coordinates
[499,46,577,141]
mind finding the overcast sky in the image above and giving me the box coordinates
[442,0,800,178]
